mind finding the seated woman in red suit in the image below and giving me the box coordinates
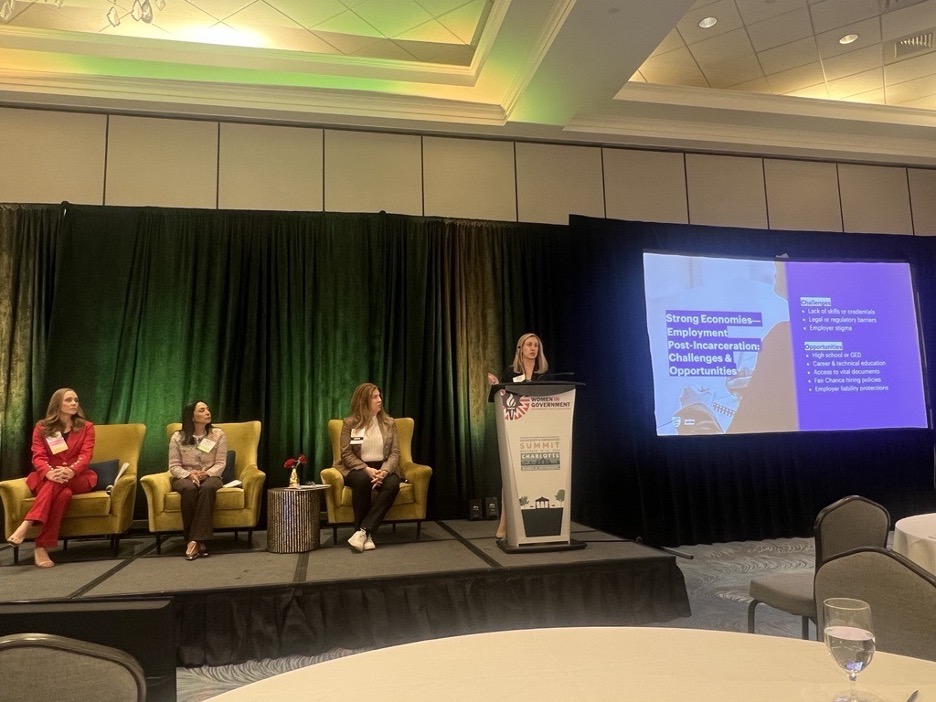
[336,383,401,553]
[169,400,227,561]
[487,332,550,539]
[7,387,96,568]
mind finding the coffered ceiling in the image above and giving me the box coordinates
[1,0,936,166]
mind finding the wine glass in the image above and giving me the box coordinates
[823,598,875,702]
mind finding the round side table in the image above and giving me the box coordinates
[266,486,329,553]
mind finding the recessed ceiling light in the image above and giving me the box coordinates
[839,33,859,45]
[698,16,718,29]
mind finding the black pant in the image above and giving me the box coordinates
[172,476,222,542]
[344,469,401,533]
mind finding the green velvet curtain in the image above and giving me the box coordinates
[0,205,60,479]
[35,205,566,519]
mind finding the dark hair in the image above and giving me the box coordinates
[180,399,213,445]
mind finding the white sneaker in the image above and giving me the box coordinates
[363,535,376,551]
[347,529,367,553]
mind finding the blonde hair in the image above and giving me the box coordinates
[511,333,549,375]
[348,382,393,431]
[40,387,87,436]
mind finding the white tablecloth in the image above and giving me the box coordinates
[894,513,936,576]
[209,626,936,702]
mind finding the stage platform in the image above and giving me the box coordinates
[0,520,690,671]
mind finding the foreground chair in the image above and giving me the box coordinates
[815,546,936,662]
[140,421,265,553]
[747,495,890,639]
[0,632,146,702]
[320,417,432,542]
[0,423,146,563]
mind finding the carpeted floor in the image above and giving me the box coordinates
[176,535,817,701]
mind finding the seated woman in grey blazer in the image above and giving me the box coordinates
[336,382,401,553]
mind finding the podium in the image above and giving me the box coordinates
[491,380,586,553]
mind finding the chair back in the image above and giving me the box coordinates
[814,547,936,662]
[814,495,890,565]
[0,632,147,702]
[328,417,415,465]
[92,424,146,478]
[165,421,261,479]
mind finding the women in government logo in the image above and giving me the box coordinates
[501,391,531,421]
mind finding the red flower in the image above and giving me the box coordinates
[284,453,306,470]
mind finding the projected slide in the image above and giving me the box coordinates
[643,252,928,435]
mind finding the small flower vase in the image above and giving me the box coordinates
[289,467,299,487]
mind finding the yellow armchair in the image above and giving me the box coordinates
[320,417,432,542]
[0,423,146,563]
[140,421,265,552]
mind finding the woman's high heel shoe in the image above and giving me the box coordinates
[184,541,200,561]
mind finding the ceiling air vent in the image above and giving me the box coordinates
[884,28,936,64]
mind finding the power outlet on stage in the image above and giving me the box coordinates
[484,496,500,520]
[468,499,482,520]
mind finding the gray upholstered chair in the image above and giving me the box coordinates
[747,495,890,639]
[815,546,936,662]
[0,632,147,702]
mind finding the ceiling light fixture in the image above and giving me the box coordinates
[0,0,166,24]
[698,16,718,29]
[839,33,859,45]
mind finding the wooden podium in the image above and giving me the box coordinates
[491,381,586,553]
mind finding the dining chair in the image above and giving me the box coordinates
[815,546,936,662]
[747,495,890,639]
[0,632,147,702]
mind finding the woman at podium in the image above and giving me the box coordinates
[486,332,549,539]
[486,332,549,385]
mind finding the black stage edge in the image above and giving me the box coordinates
[0,521,691,670]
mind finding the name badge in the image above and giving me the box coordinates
[513,374,526,383]
[46,432,68,454]
[198,438,217,453]
[350,428,365,445]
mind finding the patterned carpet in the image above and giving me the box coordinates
[176,536,816,701]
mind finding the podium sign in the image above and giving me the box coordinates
[493,382,585,553]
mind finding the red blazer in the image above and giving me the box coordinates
[27,420,97,492]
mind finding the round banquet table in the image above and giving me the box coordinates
[893,514,936,575]
[893,513,936,576]
[208,626,936,702]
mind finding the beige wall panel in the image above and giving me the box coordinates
[686,154,768,229]
[603,148,688,224]
[764,159,843,232]
[515,143,604,225]
[106,116,218,208]
[423,137,516,221]
[218,124,323,211]
[0,108,106,205]
[909,168,936,236]
[324,130,422,215]
[838,163,912,235]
